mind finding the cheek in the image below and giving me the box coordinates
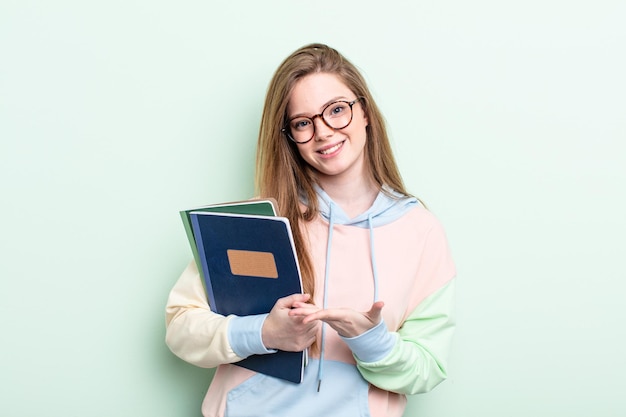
[353,113,369,133]
[351,120,369,144]
[296,144,314,163]
[355,108,368,127]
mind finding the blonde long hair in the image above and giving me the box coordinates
[255,43,409,297]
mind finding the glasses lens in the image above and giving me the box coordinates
[288,117,314,143]
[323,101,353,129]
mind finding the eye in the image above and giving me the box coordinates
[291,118,312,131]
[326,102,348,117]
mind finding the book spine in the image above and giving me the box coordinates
[189,213,218,310]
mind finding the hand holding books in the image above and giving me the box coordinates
[262,293,318,352]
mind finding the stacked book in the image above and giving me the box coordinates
[180,199,305,383]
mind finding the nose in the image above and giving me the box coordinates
[312,115,334,140]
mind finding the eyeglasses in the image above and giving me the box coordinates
[282,98,363,144]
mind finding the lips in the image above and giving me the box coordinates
[318,140,345,155]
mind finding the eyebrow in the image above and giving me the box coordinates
[288,96,350,119]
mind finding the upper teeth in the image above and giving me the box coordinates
[320,142,342,155]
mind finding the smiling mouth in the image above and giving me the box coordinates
[318,140,345,155]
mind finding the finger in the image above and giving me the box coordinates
[301,309,338,324]
[291,301,317,309]
[276,293,311,308]
[288,305,320,317]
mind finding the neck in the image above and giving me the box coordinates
[317,175,379,219]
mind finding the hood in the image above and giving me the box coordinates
[314,184,419,228]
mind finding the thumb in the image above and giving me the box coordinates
[368,301,385,321]
[276,293,311,308]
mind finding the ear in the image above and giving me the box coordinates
[361,102,369,126]
[361,107,369,127]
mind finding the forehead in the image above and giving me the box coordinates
[288,73,354,115]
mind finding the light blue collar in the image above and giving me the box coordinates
[314,184,418,228]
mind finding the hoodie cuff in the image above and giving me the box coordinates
[228,314,277,358]
[341,320,397,363]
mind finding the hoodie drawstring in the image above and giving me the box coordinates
[316,204,380,392]
[317,201,334,391]
[368,213,380,302]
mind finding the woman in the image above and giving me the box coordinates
[165,43,456,417]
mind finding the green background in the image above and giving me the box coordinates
[1,1,624,416]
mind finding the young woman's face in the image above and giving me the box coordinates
[287,72,369,183]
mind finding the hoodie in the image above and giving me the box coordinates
[165,187,456,417]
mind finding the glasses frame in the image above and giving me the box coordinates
[282,97,363,144]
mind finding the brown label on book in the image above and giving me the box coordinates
[227,249,278,279]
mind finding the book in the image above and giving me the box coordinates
[188,209,305,383]
[180,199,278,281]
